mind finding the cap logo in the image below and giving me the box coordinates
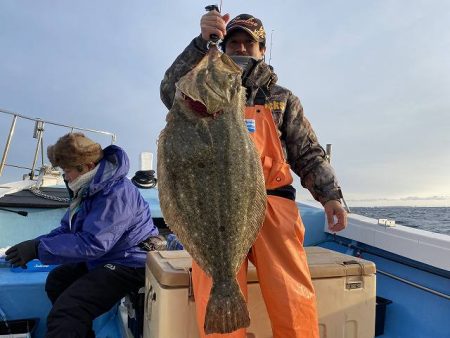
[228,16,266,40]
[231,18,259,28]
[252,26,266,40]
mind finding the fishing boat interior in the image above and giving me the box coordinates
[0,108,449,338]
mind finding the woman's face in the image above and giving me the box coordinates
[62,164,90,183]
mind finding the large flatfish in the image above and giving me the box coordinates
[157,47,266,334]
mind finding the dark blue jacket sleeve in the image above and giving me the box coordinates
[37,192,132,264]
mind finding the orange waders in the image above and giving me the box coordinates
[192,105,319,338]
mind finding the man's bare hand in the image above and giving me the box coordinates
[200,10,230,41]
[324,200,347,232]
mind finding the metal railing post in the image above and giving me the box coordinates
[325,143,351,213]
[326,144,332,163]
[0,115,18,176]
[30,120,45,179]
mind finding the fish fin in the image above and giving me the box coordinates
[204,279,250,334]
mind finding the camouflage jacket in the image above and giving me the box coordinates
[160,35,342,205]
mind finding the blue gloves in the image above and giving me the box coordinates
[5,239,39,269]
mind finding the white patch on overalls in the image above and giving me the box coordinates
[245,119,256,133]
[104,264,116,270]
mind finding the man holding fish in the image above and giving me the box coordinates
[160,8,347,338]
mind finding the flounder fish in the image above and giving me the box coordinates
[157,47,266,334]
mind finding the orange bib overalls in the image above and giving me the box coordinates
[192,105,319,338]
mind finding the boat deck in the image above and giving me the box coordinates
[0,189,449,337]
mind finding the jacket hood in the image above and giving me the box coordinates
[89,145,130,195]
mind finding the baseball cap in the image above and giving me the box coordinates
[225,14,266,45]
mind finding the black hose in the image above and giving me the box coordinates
[0,207,28,216]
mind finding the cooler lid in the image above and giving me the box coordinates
[147,250,259,288]
[147,250,191,287]
[306,247,376,278]
[147,247,376,287]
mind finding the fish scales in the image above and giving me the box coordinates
[157,48,266,334]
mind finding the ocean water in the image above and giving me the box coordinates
[351,207,450,235]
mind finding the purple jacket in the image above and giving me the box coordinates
[37,145,158,268]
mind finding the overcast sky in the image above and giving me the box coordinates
[0,0,449,207]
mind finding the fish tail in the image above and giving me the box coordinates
[204,278,250,334]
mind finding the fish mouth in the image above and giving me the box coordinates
[181,91,223,118]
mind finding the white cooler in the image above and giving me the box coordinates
[143,247,376,338]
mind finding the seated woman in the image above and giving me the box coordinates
[6,132,158,338]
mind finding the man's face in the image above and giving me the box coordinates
[224,31,265,59]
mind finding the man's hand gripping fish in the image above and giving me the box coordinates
[157,45,267,334]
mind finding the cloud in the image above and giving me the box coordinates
[342,195,450,207]
[400,195,450,201]
[347,195,450,202]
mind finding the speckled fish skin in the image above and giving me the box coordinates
[157,47,266,334]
